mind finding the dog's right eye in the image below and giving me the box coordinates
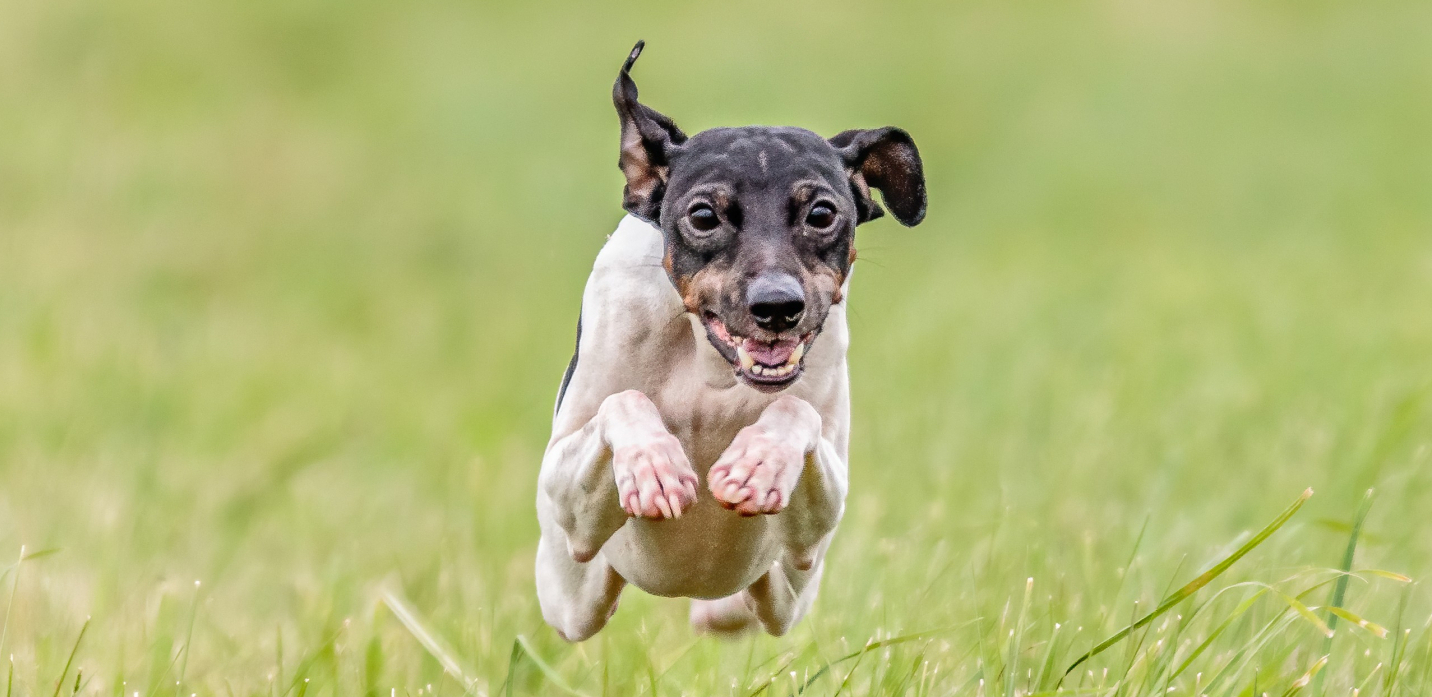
[688,204,720,232]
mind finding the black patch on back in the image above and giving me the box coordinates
[555,311,581,416]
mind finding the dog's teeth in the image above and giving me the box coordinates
[737,345,755,370]
[789,343,805,365]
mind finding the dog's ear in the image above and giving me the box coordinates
[613,41,687,222]
[829,127,926,226]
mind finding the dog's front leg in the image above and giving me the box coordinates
[536,389,698,641]
[704,395,846,635]
[540,389,699,561]
[708,395,847,571]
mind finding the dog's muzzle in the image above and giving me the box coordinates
[702,313,815,389]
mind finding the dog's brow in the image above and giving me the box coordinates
[789,180,829,201]
[687,183,733,200]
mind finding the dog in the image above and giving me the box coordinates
[535,41,926,641]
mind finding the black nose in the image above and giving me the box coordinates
[747,273,806,333]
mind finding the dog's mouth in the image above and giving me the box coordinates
[701,312,814,389]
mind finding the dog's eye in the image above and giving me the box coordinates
[688,204,720,232]
[806,203,836,230]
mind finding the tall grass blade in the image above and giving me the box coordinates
[1323,607,1387,638]
[21,549,59,562]
[1034,622,1063,691]
[500,640,520,697]
[1006,578,1033,697]
[378,585,478,694]
[1382,585,1412,697]
[1170,584,1274,680]
[176,580,201,697]
[1315,489,1373,696]
[50,618,89,697]
[1355,569,1411,583]
[0,547,24,660]
[512,635,589,697]
[1202,614,1298,696]
[1062,488,1313,681]
[279,623,348,697]
[747,652,800,697]
[1280,655,1327,697]
[143,646,183,697]
[1268,588,1333,638]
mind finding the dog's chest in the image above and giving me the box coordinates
[652,371,772,470]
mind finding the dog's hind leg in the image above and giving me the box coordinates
[690,594,759,635]
[535,525,626,642]
[697,556,826,637]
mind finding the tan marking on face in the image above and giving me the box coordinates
[677,263,732,316]
[812,265,845,305]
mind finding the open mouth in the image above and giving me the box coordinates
[701,313,813,388]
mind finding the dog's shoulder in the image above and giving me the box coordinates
[592,214,665,271]
[581,215,678,319]
[553,216,692,434]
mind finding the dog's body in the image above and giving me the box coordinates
[536,215,850,638]
[535,43,924,640]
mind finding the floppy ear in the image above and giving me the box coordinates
[829,127,927,226]
[613,41,687,222]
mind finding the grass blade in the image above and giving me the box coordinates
[1169,585,1272,680]
[1355,569,1412,583]
[1006,577,1033,697]
[500,639,520,697]
[1323,607,1388,638]
[1062,488,1313,681]
[1315,489,1373,695]
[1034,622,1063,691]
[279,623,349,697]
[20,549,60,563]
[1202,614,1298,696]
[50,618,89,697]
[378,585,478,694]
[513,635,590,697]
[176,580,201,697]
[0,547,24,660]
[1280,655,1328,697]
[797,620,980,693]
[1268,588,1333,638]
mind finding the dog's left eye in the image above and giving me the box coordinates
[689,204,720,232]
[806,203,836,230]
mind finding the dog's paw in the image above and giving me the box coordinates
[612,433,699,520]
[709,423,806,516]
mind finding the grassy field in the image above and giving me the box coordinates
[3,0,1432,694]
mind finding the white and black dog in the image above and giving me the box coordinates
[536,42,926,641]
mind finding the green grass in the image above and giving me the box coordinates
[2,0,1432,694]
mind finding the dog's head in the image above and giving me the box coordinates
[614,41,926,391]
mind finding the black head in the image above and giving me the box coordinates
[614,41,927,391]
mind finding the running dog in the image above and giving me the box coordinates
[536,41,926,640]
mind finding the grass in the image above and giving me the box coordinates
[2,0,1432,694]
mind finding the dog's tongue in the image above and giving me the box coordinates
[742,337,799,366]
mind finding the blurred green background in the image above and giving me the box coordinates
[2,0,1431,694]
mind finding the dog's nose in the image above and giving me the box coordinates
[747,273,806,333]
